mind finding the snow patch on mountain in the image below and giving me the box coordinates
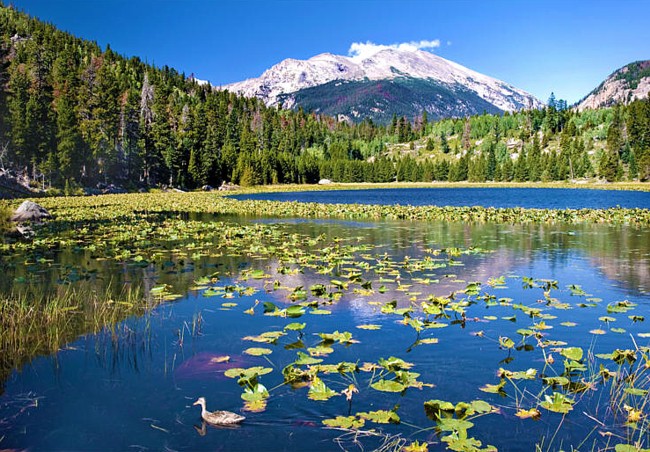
[223,47,542,112]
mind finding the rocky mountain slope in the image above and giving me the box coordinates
[223,48,543,123]
[577,60,650,111]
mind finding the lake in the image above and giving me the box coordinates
[231,187,650,210]
[1,192,650,451]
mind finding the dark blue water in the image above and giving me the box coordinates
[231,187,650,209]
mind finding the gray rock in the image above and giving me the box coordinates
[218,182,240,191]
[11,201,51,223]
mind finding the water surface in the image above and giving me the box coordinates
[1,217,650,450]
[231,187,650,209]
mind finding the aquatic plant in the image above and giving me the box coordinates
[0,283,148,393]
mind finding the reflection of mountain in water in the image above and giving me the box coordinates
[592,255,650,294]
[248,248,519,322]
[571,225,650,294]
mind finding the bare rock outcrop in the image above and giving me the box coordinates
[11,201,51,223]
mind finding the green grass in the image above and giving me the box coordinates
[0,203,12,234]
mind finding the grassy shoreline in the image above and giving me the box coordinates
[12,189,649,228]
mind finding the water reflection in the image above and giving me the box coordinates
[1,216,650,450]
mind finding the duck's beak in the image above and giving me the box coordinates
[193,400,200,406]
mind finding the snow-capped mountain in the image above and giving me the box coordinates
[223,48,543,122]
[576,60,650,111]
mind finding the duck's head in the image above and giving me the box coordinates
[193,397,206,406]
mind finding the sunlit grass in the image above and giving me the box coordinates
[0,283,149,387]
[0,203,12,234]
[7,191,647,228]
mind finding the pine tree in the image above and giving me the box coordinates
[440,132,450,154]
[598,151,621,182]
[486,144,497,181]
[462,118,471,150]
[606,107,624,154]
[629,149,639,180]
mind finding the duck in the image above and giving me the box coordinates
[193,397,245,425]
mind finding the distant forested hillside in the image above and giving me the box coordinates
[0,3,649,193]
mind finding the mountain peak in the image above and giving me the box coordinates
[577,60,650,111]
[223,47,542,122]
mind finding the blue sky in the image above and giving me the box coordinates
[7,0,650,104]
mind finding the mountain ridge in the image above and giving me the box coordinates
[223,48,543,123]
[576,60,650,111]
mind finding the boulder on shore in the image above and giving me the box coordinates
[11,201,51,223]
[218,181,240,191]
[318,179,332,185]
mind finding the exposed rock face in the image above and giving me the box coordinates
[0,169,35,199]
[576,60,650,111]
[11,201,51,222]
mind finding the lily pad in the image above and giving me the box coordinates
[371,379,407,393]
[244,347,273,356]
[515,408,541,420]
[284,322,306,331]
[559,347,583,361]
[540,392,574,414]
[294,351,323,365]
[358,409,401,424]
[322,415,365,429]
[224,366,273,379]
[356,324,381,330]
[308,377,338,401]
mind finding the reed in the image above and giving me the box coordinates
[0,282,154,392]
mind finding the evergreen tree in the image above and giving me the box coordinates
[629,149,639,180]
[598,150,621,182]
[440,132,450,154]
[500,158,514,182]
[462,118,471,150]
[606,107,624,154]
[514,149,528,181]
[486,144,497,180]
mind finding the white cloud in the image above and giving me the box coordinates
[348,40,441,61]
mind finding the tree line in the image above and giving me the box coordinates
[1,3,649,193]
